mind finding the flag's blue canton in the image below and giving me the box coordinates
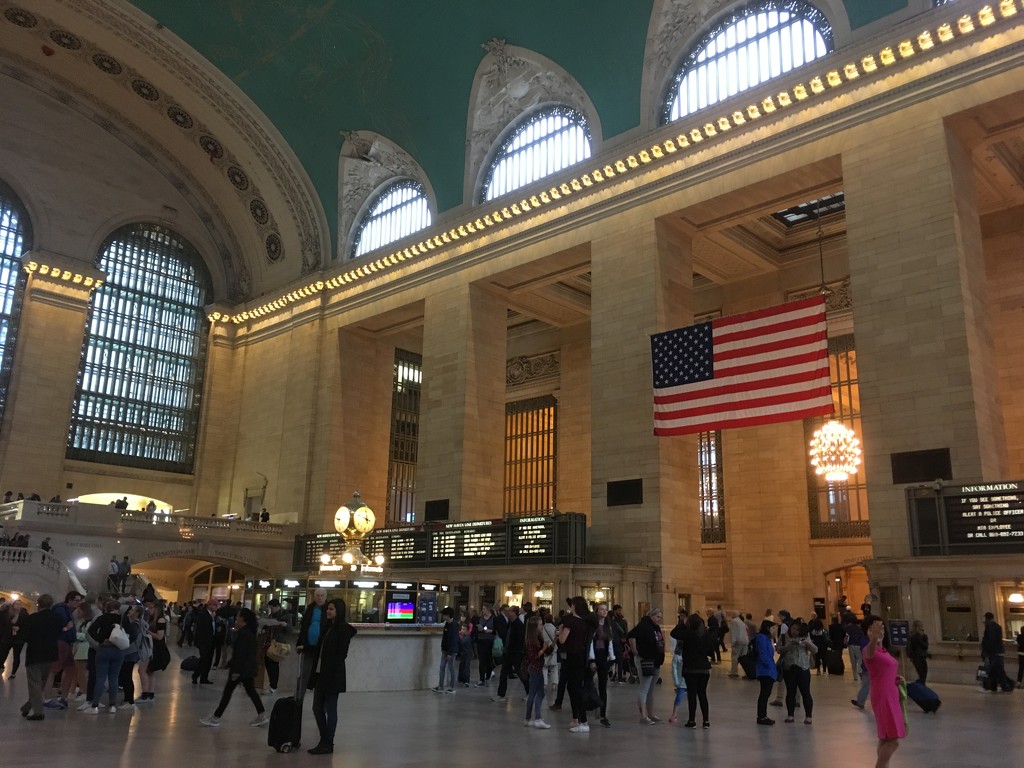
[652,321,714,389]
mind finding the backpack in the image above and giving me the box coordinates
[492,634,504,659]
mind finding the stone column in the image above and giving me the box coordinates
[416,283,506,522]
[844,114,1004,558]
[0,252,99,491]
[589,216,701,614]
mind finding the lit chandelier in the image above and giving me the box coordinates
[809,421,862,482]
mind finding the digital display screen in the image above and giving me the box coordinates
[387,601,416,621]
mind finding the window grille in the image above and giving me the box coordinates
[67,224,211,473]
[0,179,30,429]
[482,107,591,202]
[663,1,833,123]
[699,430,726,543]
[806,334,870,538]
[352,180,431,259]
[386,349,422,523]
[504,396,557,516]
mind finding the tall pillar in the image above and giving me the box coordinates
[589,216,700,614]
[417,283,506,522]
[0,252,99,492]
[556,325,591,514]
[844,114,1004,558]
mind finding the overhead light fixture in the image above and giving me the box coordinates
[809,421,862,482]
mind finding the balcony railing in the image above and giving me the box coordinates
[0,545,86,596]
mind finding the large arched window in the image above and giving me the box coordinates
[481,106,592,202]
[352,180,432,259]
[67,224,212,473]
[0,178,31,428]
[663,1,834,123]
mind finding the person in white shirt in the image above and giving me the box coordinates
[728,612,749,678]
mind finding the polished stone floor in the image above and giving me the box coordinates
[1,644,1021,768]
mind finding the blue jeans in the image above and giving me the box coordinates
[437,653,455,689]
[312,687,339,747]
[93,646,124,706]
[525,670,545,720]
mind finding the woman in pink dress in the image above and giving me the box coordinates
[863,616,906,768]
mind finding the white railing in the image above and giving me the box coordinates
[0,546,87,597]
[118,510,285,536]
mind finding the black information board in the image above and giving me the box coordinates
[292,512,586,570]
[944,482,1024,550]
[888,619,910,648]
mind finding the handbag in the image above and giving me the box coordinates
[640,658,655,677]
[267,640,291,663]
[108,623,130,651]
[976,663,989,682]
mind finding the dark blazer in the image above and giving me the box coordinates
[312,620,358,694]
[23,608,62,665]
[505,616,526,657]
[192,609,216,649]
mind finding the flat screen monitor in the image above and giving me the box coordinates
[387,600,416,622]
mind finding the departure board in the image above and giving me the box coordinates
[944,481,1024,551]
[292,512,586,570]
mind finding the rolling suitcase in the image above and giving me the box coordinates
[825,648,845,676]
[906,680,941,713]
[268,669,303,753]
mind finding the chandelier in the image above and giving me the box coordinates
[809,420,862,482]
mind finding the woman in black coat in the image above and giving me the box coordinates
[308,598,357,755]
[672,612,713,728]
[200,608,267,728]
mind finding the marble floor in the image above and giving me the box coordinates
[1,646,1021,768]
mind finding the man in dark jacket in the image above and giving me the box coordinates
[295,588,328,703]
[433,607,459,693]
[192,598,218,685]
[981,612,1009,692]
[20,594,62,720]
[493,605,528,701]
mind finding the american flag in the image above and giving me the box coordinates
[651,295,833,436]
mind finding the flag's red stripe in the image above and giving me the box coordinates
[654,366,830,405]
[714,329,827,363]
[715,349,829,381]
[653,402,835,436]
[714,315,824,347]
[655,385,834,422]
[712,295,824,331]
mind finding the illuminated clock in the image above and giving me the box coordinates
[334,506,351,534]
[353,507,375,533]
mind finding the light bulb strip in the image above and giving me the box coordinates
[23,261,103,289]
[211,1,1020,326]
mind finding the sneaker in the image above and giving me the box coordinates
[491,695,507,702]
[757,717,775,726]
[569,723,590,733]
[784,716,795,723]
[650,715,662,723]
[118,703,136,711]
[533,719,552,729]
[77,701,93,712]
[108,705,117,714]
[769,699,783,707]
[684,721,697,728]
[804,718,813,725]
[474,681,487,687]
[668,716,678,724]
[548,702,561,710]
[445,689,456,695]
[703,722,710,729]
[250,714,269,727]
[73,693,87,702]
[640,716,656,725]
[25,714,44,721]
[462,682,470,688]
[599,717,611,728]
[85,706,100,715]
[268,687,277,695]
[43,699,66,710]
[200,716,221,727]
[432,686,445,693]
[523,719,533,727]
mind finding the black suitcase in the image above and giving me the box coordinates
[906,680,941,713]
[739,650,756,680]
[269,669,303,753]
[825,648,845,676]
[180,655,200,672]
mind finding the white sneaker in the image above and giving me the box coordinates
[533,719,552,729]
[200,716,221,727]
[250,714,270,727]
[118,703,136,711]
[107,705,117,714]
[523,720,533,727]
[85,706,100,715]
[570,723,590,733]
[73,693,87,702]
[268,687,277,695]
[77,701,93,712]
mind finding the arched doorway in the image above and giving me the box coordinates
[823,563,870,619]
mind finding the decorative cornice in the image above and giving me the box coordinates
[506,352,560,388]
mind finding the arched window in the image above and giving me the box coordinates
[67,224,212,473]
[663,1,834,123]
[352,180,431,259]
[481,106,592,202]
[0,178,31,428]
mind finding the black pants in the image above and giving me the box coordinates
[910,655,928,685]
[213,674,263,717]
[594,654,611,717]
[119,659,136,704]
[554,657,568,704]
[756,675,774,719]
[564,654,587,723]
[476,641,494,682]
[983,655,1008,691]
[683,671,710,723]
[85,648,96,700]
[1017,655,1024,683]
[783,666,813,717]
[0,640,23,676]
[194,643,214,683]
[497,652,526,698]
[265,657,280,689]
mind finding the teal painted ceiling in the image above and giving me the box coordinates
[128,1,904,249]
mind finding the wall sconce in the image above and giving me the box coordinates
[595,589,605,600]
[1009,583,1024,604]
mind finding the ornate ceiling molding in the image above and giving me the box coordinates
[48,0,328,274]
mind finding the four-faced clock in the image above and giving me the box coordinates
[353,507,375,533]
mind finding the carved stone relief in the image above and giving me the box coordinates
[788,277,853,313]
[506,352,560,388]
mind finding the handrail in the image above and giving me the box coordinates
[118,510,285,535]
[0,545,87,597]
